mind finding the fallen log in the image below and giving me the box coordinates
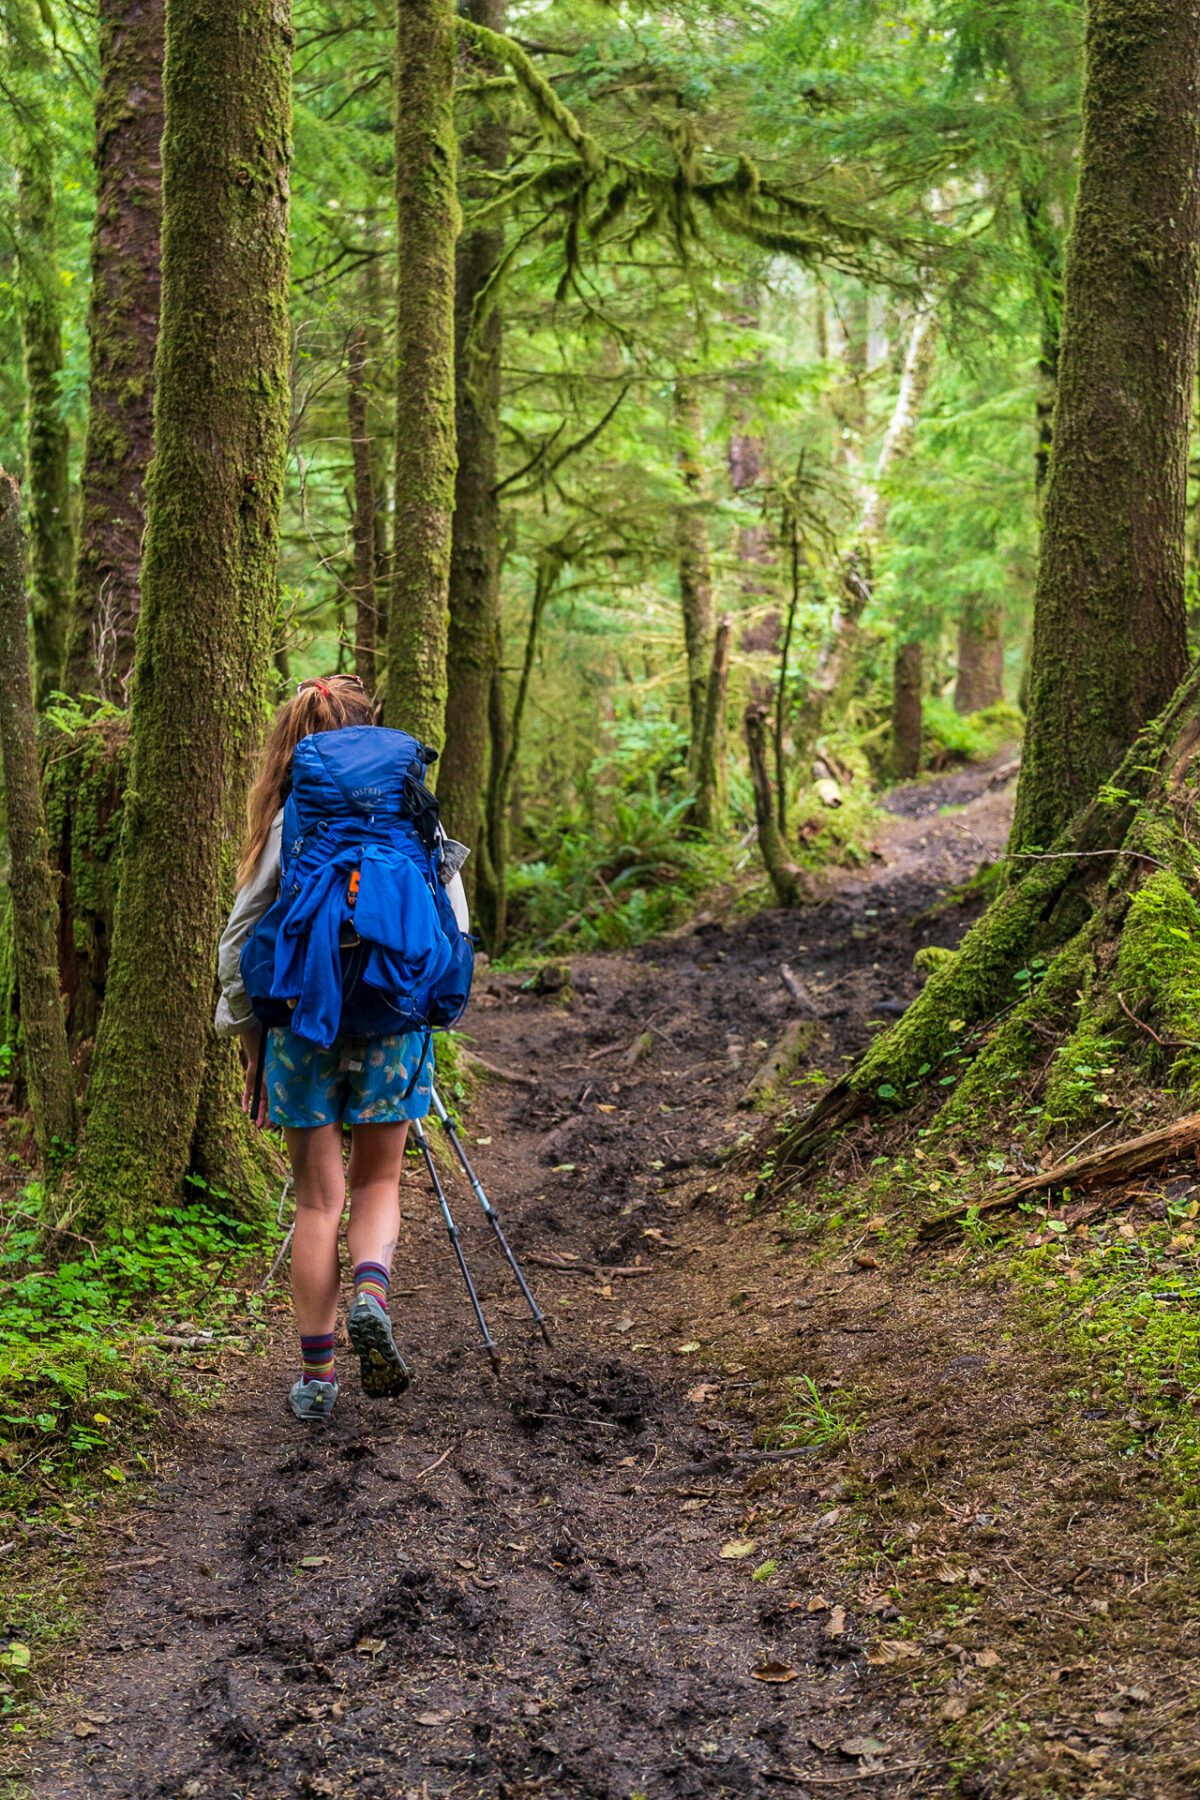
[918,1113,1200,1242]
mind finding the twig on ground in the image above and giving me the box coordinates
[527,1254,654,1278]
[462,1049,538,1087]
[416,1447,453,1480]
[259,1222,295,1292]
[1010,847,1167,870]
[1116,990,1200,1053]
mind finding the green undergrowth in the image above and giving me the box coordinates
[0,1178,284,1730]
[921,698,1023,769]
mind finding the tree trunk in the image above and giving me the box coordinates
[673,379,716,774]
[744,702,805,908]
[473,645,509,949]
[891,638,923,779]
[439,0,505,885]
[385,0,459,749]
[64,0,164,703]
[954,604,1004,713]
[1010,0,1200,853]
[347,325,380,691]
[0,472,76,1159]
[691,614,733,836]
[77,0,293,1226]
[797,304,939,759]
[480,556,555,951]
[17,142,73,708]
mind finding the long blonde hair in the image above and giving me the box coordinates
[238,674,375,887]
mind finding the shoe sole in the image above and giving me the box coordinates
[347,1306,411,1399]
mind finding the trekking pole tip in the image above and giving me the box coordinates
[538,1321,553,1347]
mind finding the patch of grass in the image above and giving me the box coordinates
[762,1374,861,1450]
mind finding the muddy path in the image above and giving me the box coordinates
[35,751,1178,1800]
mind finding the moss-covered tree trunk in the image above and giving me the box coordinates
[744,702,805,907]
[64,0,164,703]
[16,141,73,708]
[77,0,292,1226]
[347,324,380,691]
[891,638,922,779]
[0,473,76,1159]
[692,614,732,836]
[796,304,938,761]
[673,379,715,774]
[385,0,459,750]
[439,0,505,885]
[954,603,1004,713]
[1010,0,1200,853]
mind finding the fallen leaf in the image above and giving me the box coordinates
[675,1340,701,1355]
[550,1163,577,1172]
[852,1251,878,1270]
[807,1594,831,1613]
[752,1659,798,1684]
[1094,1710,1124,1729]
[720,1538,758,1560]
[839,1736,887,1759]
[475,1136,493,1145]
[934,1561,967,1584]
[826,1605,847,1638]
[941,1695,969,1722]
[975,1647,1001,1669]
[1119,1684,1150,1704]
[415,1710,452,1726]
[595,1104,616,1113]
[0,1642,29,1672]
[862,1590,894,1614]
[613,1318,635,1333]
[299,1555,331,1569]
[355,1638,386,1657]
[866,1638,921,1665]
[866,1215,888,1233]
[687,1382,718,1404]
[73,1721,98,1738]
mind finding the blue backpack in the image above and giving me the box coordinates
[240,725,474,1050]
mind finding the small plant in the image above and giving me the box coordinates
[763,1374,861,1450]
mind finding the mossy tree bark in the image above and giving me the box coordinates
[347,325,380,691]
[1010,0,1200,853]
[691,614,733,836]
[64,0,164,703]
[891,638,923,779]
[0,473,76,1159]
[439,0,505,885]
[16,132,73,708]
[775,665,1200,1175]
[796,303,938,761]
[673,379,715,774]
[77,0,293,1227]
[744,702,805,907]
[385,0,459,750]
[954,602,1004,713]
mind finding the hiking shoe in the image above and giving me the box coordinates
[288,1376,339,1422]
[347,1292,411,1398]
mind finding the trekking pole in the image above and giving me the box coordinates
[411,1117,501,1373]
[429,1085,552,1345]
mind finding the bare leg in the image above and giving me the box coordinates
[286,1123,347,1338]
[346,1121,410,1281]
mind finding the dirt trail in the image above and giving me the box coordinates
[33,755,1198,1799]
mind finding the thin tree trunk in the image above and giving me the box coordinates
[439,0,506,884]
[473,643,509,949]
[954,604,1005,713]
[891,638,923,779]
[0,472,75,1158]
[347,325,379,691]
[386,0,459,749]
[78,0,293,1226]
[1011,0,1200,852]
[64,0,164,703]
[745,702,805,907]
[797,303,939,758]
[481,559,554,951]
[16,141,73,708]
[774,507,802,831]
[673,378,715,771]
[692,614,733,835]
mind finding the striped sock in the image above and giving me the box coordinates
[353,1261,390,1309]
[300,1331,336,1384]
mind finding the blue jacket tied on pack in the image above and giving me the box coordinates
[240,726,474,1048]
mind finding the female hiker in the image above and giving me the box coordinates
[214,673,470,1422]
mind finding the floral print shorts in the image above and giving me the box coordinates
[265,1027,434,1128]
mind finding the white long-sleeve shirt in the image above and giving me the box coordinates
[214,807,470,1037]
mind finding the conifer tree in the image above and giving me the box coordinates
[78,0,293,1224]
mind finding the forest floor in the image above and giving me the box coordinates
[25,751,1200,1800]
